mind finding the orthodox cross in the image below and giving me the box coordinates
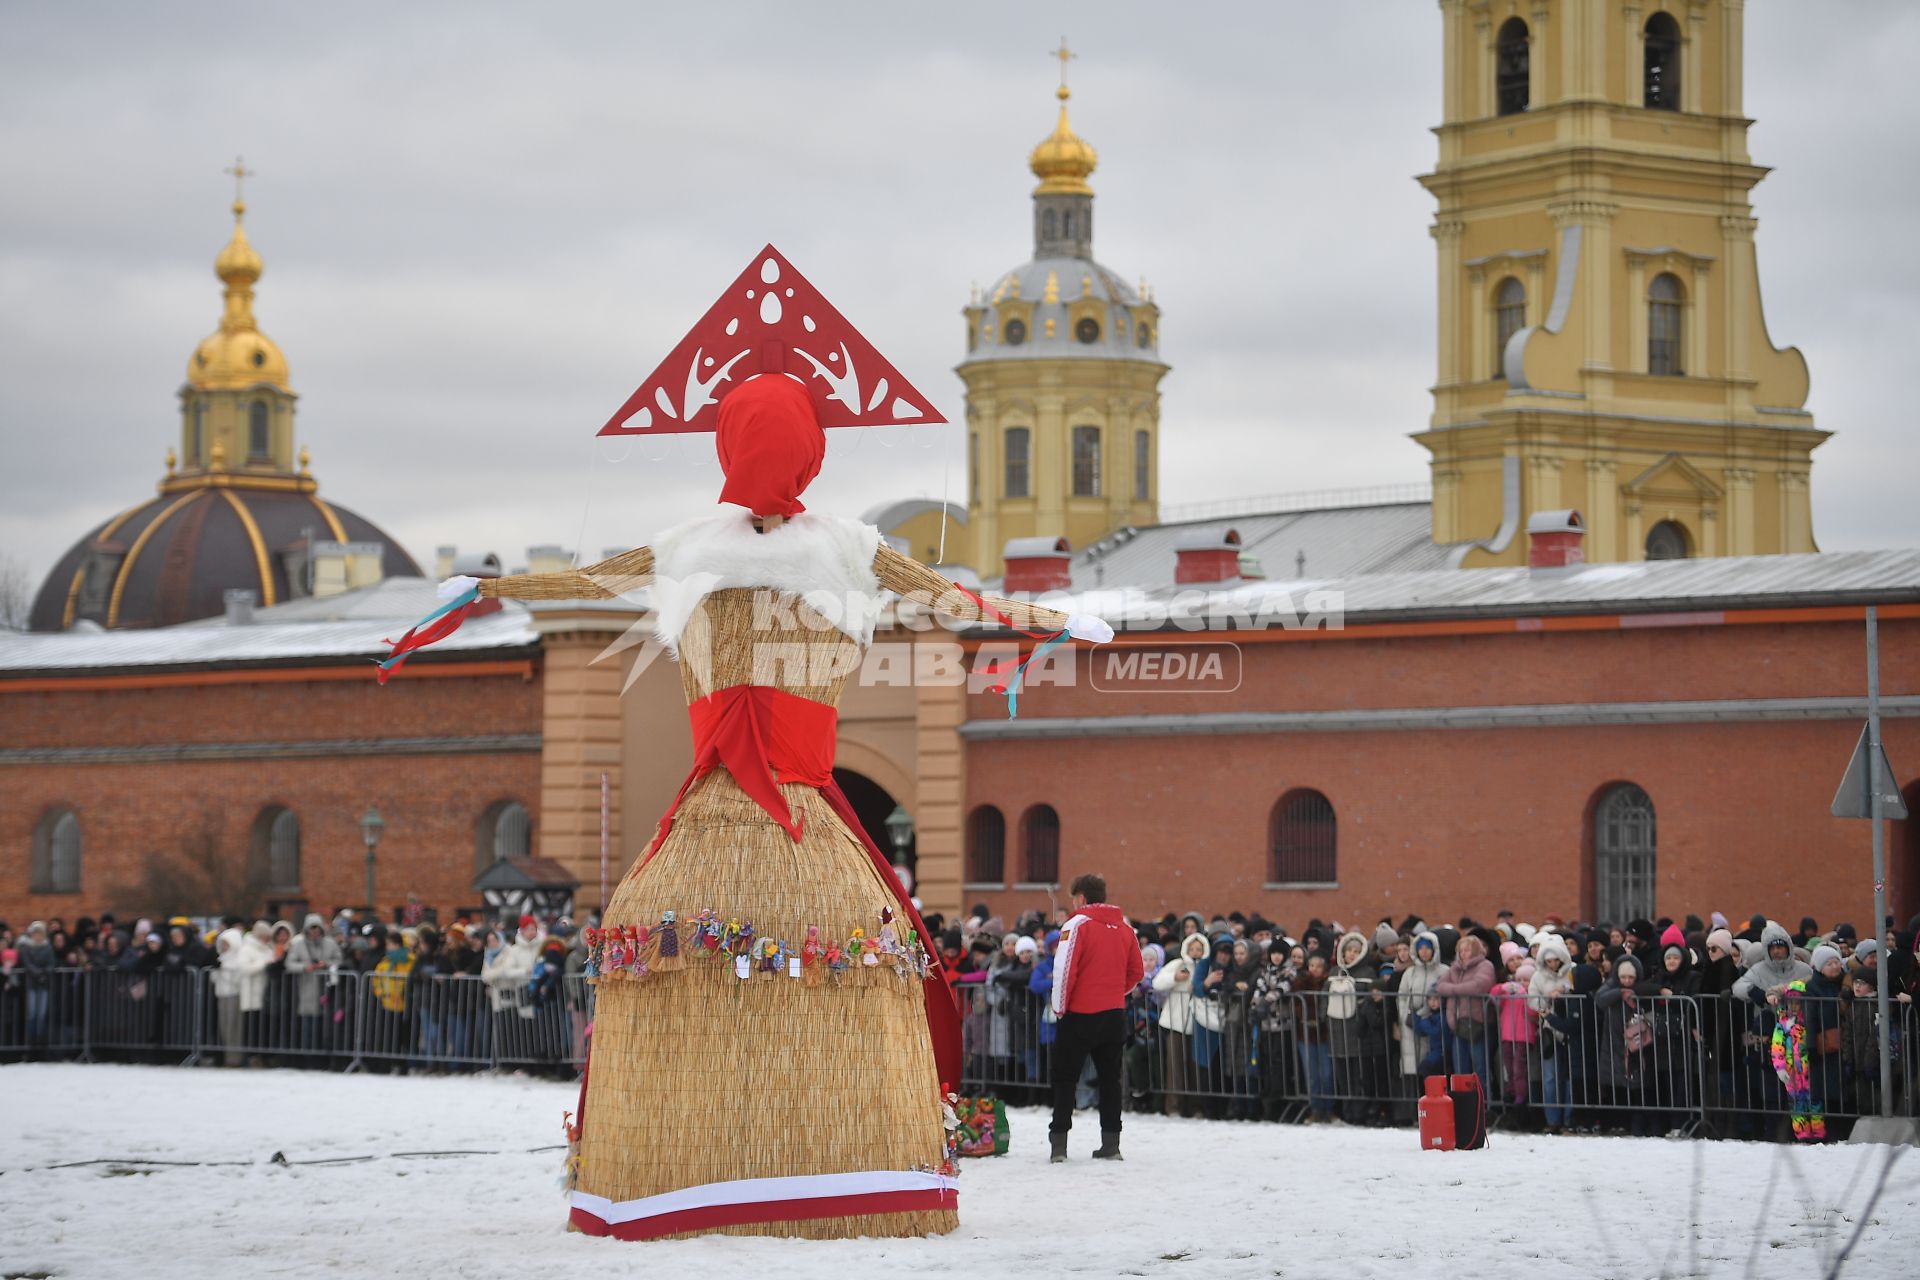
[224,156,254,206]
[1052,37,1076,90]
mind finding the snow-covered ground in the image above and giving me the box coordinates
[1,1064,1913,1278]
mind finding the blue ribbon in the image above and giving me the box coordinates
[375,585,480,671]
[1003,630,1068,720]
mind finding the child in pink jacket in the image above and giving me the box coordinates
[1496,959,1539,1109]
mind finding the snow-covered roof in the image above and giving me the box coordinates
[1046,502,1471,592]
[0,576,539,676]
[996,548,1920,632]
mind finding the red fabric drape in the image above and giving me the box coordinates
[715,375,825,517]
[637,682,962,1089]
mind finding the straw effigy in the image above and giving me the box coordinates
[480,536,1068,1241]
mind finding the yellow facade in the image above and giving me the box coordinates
[1417,0,1825,565]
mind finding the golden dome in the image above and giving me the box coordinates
[1029,85,1098,197]
[188,197,289,391]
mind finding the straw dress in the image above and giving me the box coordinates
[481,511,1066,1240]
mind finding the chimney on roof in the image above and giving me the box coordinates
[312,540,387,598]
[435,545,458,579]
[1527,509,1585,569]
[223,588,256,626]
[526,545,573,574]
[1002,536,1073,593]
[1175,528,1243,585]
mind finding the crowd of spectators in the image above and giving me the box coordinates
[8,897,1917,1144]
[926,903,1920,1144]
[0,906,591,1074]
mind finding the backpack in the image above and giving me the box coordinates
[1624,1011,1654,1054]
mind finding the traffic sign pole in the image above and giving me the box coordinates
[1867,606,1893,1118]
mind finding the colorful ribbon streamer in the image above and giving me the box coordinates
[375,585,480,684]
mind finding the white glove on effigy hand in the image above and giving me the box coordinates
[1065,614,1114,644]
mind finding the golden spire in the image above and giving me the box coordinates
[1029,38,1098,197]
[215,157,263,332]
[187,158,290,392]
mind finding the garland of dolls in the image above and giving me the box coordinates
[582,905,932,989]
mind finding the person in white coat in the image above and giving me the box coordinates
[210,928,247,1066]
[231,922,275,1065]
[1151,933,1210,1117]
[483,915,540,1062]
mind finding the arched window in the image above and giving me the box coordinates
[190,402,205,464]
[248,401,270,459]
[475,799,531,875]
[1648,272,1684,376]
[1020,804,1060,885]
[252,805,301,888]
[1004,427,1030,498]
[1042,208,1058,241]
[1134,429,1151,501]
[969,432,980,505]
[31,807,82,893]
[1135,321,1151,349]
[1072,425,1101,497]
[1074,316,1101,344]
[1645,520,1690,561]
[1496,18,1530,116]
[1594,784,1656,923]
[1003,317,1027,347]
[1493,277,1526,378]
[965,806,1006,884]
[1269,790,1336,885]
[1062,210,1076,240]
[1644,13,1681,110]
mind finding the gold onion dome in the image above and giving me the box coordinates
[189,197,289,391]
[1028,85,1097,196]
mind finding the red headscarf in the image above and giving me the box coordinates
[715,375,825,517]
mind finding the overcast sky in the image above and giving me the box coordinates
[2,1,1916,593]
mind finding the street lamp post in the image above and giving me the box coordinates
[360,805,384,921]
[884,804,914,895]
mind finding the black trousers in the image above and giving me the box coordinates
[1051,1008,1127,1135]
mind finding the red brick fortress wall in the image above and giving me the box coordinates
[960,612,1920,930]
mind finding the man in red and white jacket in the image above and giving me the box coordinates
[1048,873,1144,1163]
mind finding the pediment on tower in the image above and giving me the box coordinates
[1623,452,1723,502]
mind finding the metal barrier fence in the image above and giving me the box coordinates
[0,967,590,1074]
[955,981,1917,1138]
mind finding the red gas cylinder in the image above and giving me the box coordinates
[1417,1075,1455,1151]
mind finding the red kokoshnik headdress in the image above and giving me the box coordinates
[599,244,943,437]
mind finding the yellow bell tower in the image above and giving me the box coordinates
[952,43,1169,579]
[1416,1,1826,566]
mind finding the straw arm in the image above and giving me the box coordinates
[476,546,655,601]
[872,543,1069,633]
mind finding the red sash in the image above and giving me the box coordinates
[635,683,960,1087]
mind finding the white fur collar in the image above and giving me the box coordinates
[647,509,884,651]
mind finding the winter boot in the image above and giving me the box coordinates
[1092,1130,1123,1160]
[1049,1132,1069,1164]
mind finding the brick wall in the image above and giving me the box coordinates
[0,664,541,926]
[957,614,1920,931]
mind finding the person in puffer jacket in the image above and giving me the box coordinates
[1151,933,1210,1118]
[1047,874,1142,1163]
[1249,941,1298,1121]
[1393,931,1445,1094]
[1528,937,1574,1132]
[1495,960,1538,1115]
[1327,930,1387,1125]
